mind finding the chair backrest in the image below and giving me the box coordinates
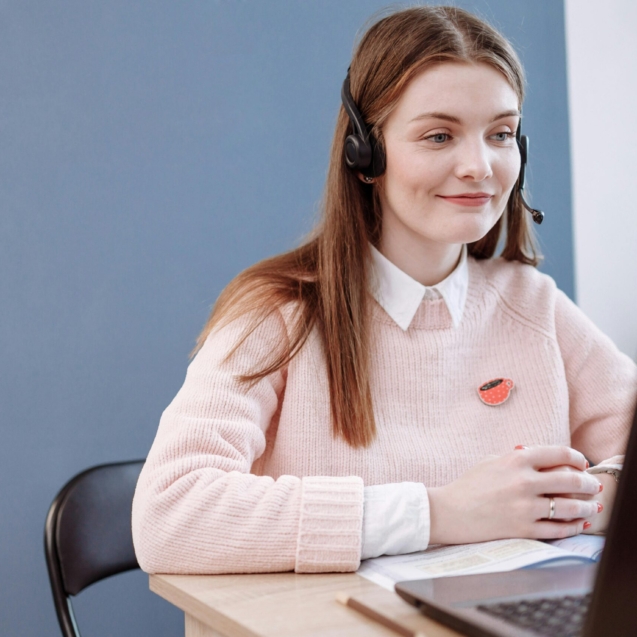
[44,460,145,637]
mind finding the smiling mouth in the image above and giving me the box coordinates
[437,193,494,207]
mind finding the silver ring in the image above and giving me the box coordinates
[548,497,556,520]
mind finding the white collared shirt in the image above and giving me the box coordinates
[361,245,469,560]
[368,243,469,330]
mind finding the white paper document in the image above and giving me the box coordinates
[357,535,605,591]
[545,534,605,561]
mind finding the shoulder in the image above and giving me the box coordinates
[469,257,559,336]
[210,300,299,348]
[472,256,557,297]
[192,301,298,375]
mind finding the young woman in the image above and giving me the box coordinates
[132,6,637,574]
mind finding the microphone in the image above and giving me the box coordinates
[517,131,544,225]
[519,191,544,225]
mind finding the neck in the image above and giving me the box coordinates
[378,233,463,286]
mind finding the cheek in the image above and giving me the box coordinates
[384,147,446,195]
[497,152,522,193]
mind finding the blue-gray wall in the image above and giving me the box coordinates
[0,2,571,635]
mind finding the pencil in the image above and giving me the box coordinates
[336,592,428,637]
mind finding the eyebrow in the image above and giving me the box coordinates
[408,109,521,124]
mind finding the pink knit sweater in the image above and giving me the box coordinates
[132,257,637,574]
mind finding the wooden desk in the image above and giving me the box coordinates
[150,572,463,637]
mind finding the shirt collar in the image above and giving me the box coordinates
[369,244,468,330]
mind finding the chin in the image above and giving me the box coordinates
[445,216,500,245]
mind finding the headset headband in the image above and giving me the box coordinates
[341,76,370,146]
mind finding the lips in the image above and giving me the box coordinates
[438,193,493,207]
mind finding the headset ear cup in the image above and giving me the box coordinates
[370,141,386,178]
[344,134,372,170]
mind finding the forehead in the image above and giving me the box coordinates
[389,62,519,124]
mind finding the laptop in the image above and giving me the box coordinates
[395,396,637,637]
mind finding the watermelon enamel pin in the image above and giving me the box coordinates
[478,378,514,406]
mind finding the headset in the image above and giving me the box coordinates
[340,72,544,225]
[514,127,544,224]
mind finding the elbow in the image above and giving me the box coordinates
[131,472,238,574]
[131,472,194,573]
[131,492,170,573]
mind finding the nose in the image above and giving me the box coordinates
[454,138,493,182]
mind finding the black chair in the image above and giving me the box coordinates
[44,460,145,637]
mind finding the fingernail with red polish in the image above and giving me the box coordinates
[583,521,592,530]
[597,502,604,513]
[514,445,528,450]
[585,460,590,469]
[598,483,604,493]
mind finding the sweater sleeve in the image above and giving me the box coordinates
[555,290,637,463]
[131,309,364,575]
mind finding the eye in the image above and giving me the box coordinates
[424,132,451,144]
[490,131,514,142]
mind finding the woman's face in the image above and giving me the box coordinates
[378,62,521,252]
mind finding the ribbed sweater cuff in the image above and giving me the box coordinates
[295,476,364,573]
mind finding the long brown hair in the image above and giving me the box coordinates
[195,6,540,447]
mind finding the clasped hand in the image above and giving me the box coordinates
[428,445,607,545]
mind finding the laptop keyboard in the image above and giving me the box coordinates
[477,593,591,637]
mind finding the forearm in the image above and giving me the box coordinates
[427,484,487,545]
[428,485,457,545]
[133,463,364,574]
[133,467,301,573]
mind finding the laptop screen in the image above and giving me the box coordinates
[584,394,637,636]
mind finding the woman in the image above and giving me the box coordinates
[132,6,637,574]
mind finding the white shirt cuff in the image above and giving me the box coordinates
[360,482,430,560]
[586,455,623,472]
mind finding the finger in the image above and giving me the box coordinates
[559,492,595,502]
[540,464,577,473]
[530,520,589,540]
[515,446,588,471]
[535,496,601,521]
[537,470,602,497]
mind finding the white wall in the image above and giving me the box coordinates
[565,0,637,360]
